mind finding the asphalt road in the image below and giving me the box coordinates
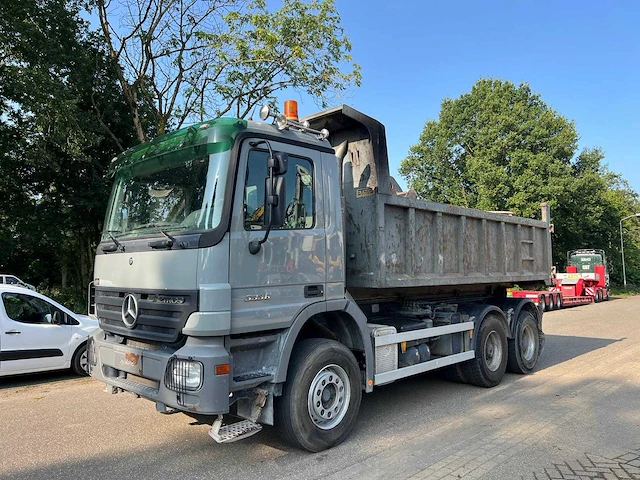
[1,296,639,480]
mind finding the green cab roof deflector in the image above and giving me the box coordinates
[109,118,247,176]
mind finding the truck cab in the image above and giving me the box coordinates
[88,103,548,451]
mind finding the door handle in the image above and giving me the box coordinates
[304,285,324,298]
[5,330,21,335]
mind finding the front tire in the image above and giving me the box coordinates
[275,338,362,452]
[462,314,508,388]
[507,311,540,374]
[71,343,89,376]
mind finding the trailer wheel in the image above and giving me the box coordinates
[539,295,547,311]
[507,312,540,374]
[462,314,508,388]
[275,338,362,452]
[546,295,553,311]
[555,294,562,309]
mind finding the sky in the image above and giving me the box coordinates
[282,0,640,193]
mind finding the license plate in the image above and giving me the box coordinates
[115,348,143,373]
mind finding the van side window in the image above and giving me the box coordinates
[244,149,315,230]
[1,293,65,324]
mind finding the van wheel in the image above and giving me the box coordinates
[462,314,508,388]
[275,338,362,452]
[507,312,540,374]
[71,343,89,376]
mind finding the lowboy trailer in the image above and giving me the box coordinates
[508,249,610,310]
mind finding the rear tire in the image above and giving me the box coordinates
[275,338,362,452]
[546,295,553,311]
[462,314,508,388]
[71,343,89,376]
[595,290,601,303]
[507,312,540,374]
[539,295,546,311]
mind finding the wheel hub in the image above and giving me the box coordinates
[484,331,503,372]
[520,324,536,362]
[307,364,351,430]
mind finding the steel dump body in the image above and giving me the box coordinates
[305,105,552,293]
[345,194,551,289]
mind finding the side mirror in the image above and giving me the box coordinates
[51,311,62,325]
[248,142,289,254]
[264,176,286,227]
[269,152,288,175]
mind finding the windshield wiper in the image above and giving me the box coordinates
[102,230,124,253]
[148,228,187,250]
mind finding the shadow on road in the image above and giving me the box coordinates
[535,334,622,371]
[0,370,80,390]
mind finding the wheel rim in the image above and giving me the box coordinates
[307,364,351,430]
[520,324,537,362]
[80,350,88,372]
[484,331,503,372]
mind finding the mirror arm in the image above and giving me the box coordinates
[249,140,275,255]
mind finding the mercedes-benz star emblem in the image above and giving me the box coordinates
[121,294,138,328]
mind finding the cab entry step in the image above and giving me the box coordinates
[208,417,262,443]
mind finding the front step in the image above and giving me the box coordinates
[208,416,263,444]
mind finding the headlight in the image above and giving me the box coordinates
[165,357,203,392]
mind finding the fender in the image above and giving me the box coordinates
[274,299,375,393]
[484,297,542,338]
[456,303,508,350]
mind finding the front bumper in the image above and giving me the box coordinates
[88,329,230,415]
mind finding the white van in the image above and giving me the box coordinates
[0,285,98,376]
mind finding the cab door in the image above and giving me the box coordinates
[0,292,72,374]
[228,138,326,334]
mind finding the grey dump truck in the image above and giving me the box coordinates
[87,103,551,452]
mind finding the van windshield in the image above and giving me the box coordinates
[102,150,230,240]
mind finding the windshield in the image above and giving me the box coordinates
[102,150,230,240]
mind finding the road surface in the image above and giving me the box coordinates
[1,296,639,479]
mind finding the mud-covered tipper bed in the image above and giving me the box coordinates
[88,101,551,452]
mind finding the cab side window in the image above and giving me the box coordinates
[244,149,315,230]
[1,293,65,324]
[5,276,19,285]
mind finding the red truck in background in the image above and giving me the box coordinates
[508,249,610,310]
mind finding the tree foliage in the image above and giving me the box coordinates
[0,0,141,310]
[400,79,640,283]
[95,0,361,141]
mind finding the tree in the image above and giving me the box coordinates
[0,0,140,309]
[95,0,361,142]
[400,79,640,282]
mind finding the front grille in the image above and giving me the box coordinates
[95,287,198,343]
